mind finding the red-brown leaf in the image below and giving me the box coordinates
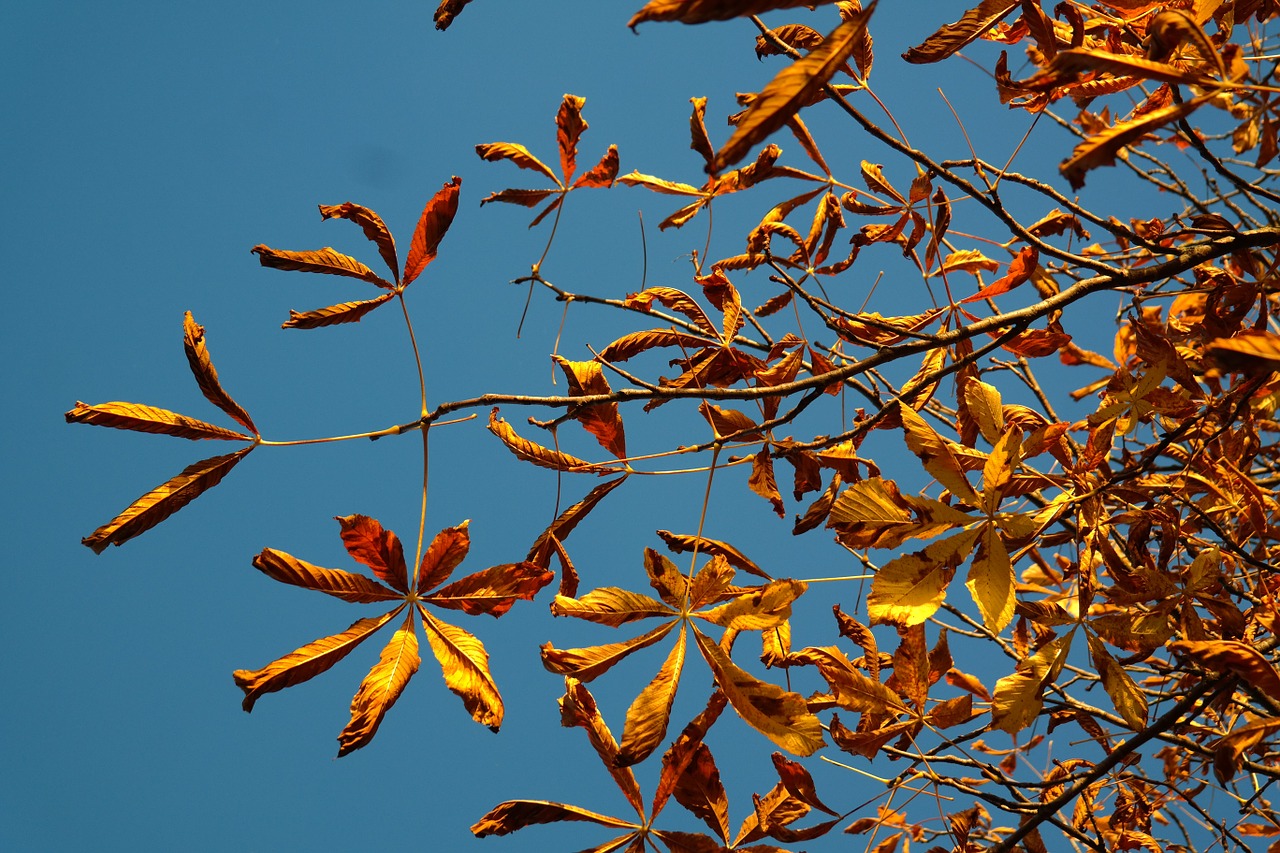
[336,514,409,593]
[281,293,395,329]
[182,311,257,434]
[402,176,461,286]
[424,561,554,617]
[317,202,399,281]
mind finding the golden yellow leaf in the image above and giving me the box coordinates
[233,609,401,712]
[965,523,1015,632]
[337,610,421,756]
[991,633,1072,734]
[693,626,825,756]
[656,531,771,581]
[65,401,251,441]
[182,311,257,434]
[645,547,692,608]
[962,379,1004,444]
[710,9,873,173]
[899,404,981,506]
[617,624,687,766]
[553,355,627,459]
[868,527,982,626]
[1086,633,1147,731]
[789,645,907,715]
[1207,329,1280,375]
[697,579,807,633]
[418,606,503,731]
[82,447,253,553]
[828,476,971,550]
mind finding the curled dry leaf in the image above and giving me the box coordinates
[65,401,250,441]
[402,176,461,286]
[182,311,257,434]
[487,408,611,474]
[902,0,1019,64]
[317,201,399,282]
[629,0,845,27]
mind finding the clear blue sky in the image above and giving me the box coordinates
[4,2,1149,850]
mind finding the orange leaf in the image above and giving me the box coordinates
[655,530,771,581]
[749,449,786,518]
[560,678,646,817]
[710,9,874,173]
[82,447,253,553]
[475,142,560,186]
[698,401,763,441]
[693,625,825,755]
[551,587,677,626]
[251,245,392,289]
[899,405,981,506]
[419,606,504,730]
[336,610,421,756]
[554,355,627,459]
[541,620,679,682]
[625,286,717,334]
[960,246,1038,303]
[182,312,257,434]
[617,624,688,766]
[478,188,557,209]
[689,96,715,167]
[65,401,250,441]
[418,521,471,593]
[233,609,401,712]
[645,547,691,608]
[336,514,409,593]
[597,329,715,364]
[572,144,620,189]
[526,477,629,571]
[317,202,398,282]
[902,0,1019,64]
[281,293,395,329]
[1062,95,1210,189]
[556,94,588,183]
[433,0,474,30]
[424,561,554,617]
[250,548,402,603]
[698,579,807,633]
[672,742,731,843]
[402,176,461,286]
[1171,640,1280,698]
[488,408,610,474]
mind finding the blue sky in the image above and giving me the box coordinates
[2,2,1162,850]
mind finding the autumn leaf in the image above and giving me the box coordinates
[337,610,421,756]
[317,201,399,282]
[1061,95,1212,189]
[902,0,1019,64]
[65,401,251,441]
[182,311,257,434]
[402,176,461,286]
[709,8,875,173]
[617,624,688,766]
[629,0,846,27]
[868,527,982,626]
[554,355,627,459]
[487,408,612,474]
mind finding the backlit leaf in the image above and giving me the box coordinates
[317,202,398,281]
[433,0,474,30]
[902,0,1019,64]
[475,142,560,186]
[418,521,471,594]
[966,523,1015,632]
[1087,633,1147,731]
[629,0,843,27]
[419,606,504,730]
[1062,96,1210,190]
[336,513,409,593]
[337,611,421,756]
[554,355,627,459]
[828,476,971,550]
[488,408,610,474]
[560,678,645,817]
[698,579,807,633]
[693,625,825,755]
[645,547,691,607]
[771,753,839,816]
[233,609,401,712]
[899,405,981,506]
[552,587,678,626]
[65,401,251,441]
[281,293,395,329]
[672,742,731,843]
[868,527,982,626]
[991,633,1072,734]
[1171,640,1280,698]
[573,145,620,189]
[471,801,639,837]
[402,176,461,286]
[425,561,554,617]
[250,547,402,603]
[656,530,771,580]
[556,94,588,183]
[82,447,253,553]
[710,9,874,173]
[182,311,257,434]
[617,624,687,767]
[251,245,392,288]
[541,620,679,682]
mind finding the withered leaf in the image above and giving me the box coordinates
[672,742,731,843]
[66,401,251,441]
[337,610,420,756]
[82,447,253,553]
[471,801,639,837]
[182,311,257,434]
[867,527,982,626]
[710,8,875,173]
[629,0,845,27]
[475,142,561,186]
[317,201,399,281]
[402,176,461,286]
[424,561,554,617]
[250,548,403,604]
[251,245,392,289]
[1171,640,1280,697]
[655,530,771,580]
[560,677,646,818]
[541,620,679,682]
[902,0,1019,64]
[281,293,396,329]
[554,355,627,459]
[337,513,409,593]
[1062,95,1210,189]
[487,408,610,474]
[693,625,825,755]
[433,0,474,30]
[552,587,678,626]
[617,624,688,767]
[419,606,504,730]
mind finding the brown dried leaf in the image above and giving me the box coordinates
[617,624,688,767]
[655,530,771,580]
[424,561,554,617]
[337,610,421,756]
[557,94,588,183]
[317,202,399,281]
[541,620,679,682]
[554,355,627,459]
[65,401,251,441]
[182,311,257,434]
[251,245,392,289]
[419,606,504,731]
[82,447,253,553]
[471,801,639,837]
[250,547,402,603]
[281,293,395,329]
[903,0,1020,64]
[336,513,409,593]
[710,8,875,173]
[629,0,846,27]
[402,176,461,286]
[488,408,609,474]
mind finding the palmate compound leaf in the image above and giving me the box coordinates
[709,6,874,174]
[236,516,542,753]
[80,447,254,553]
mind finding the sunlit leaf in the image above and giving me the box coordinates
[698,579,807,633]
[337,610,421,756]
[629,0,844,27]
[554,355,627,459]
[710,9,875,173]
[552,587,678,626]
[336,513,409,593]
[475,142,561,186]
[672,741,731,843]
[655,530,771,580]
[251,245,392,288]
[488,408,610,474]
[541,620,679,682]
[617,624,687,767]
[317,201,399,281]
[425,561,554,617]
[868,527,982,626]
[902,0,1019,64]
[560,678,646,818]
[471,801,639,837]
[66,401,251,441]
[182,311,257,434]
[82,447,253,553]
[281,293,396,329]
[419,606,504,731]
[402,176,461,285]
[250,547,402,603]
[419,521,472,593]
